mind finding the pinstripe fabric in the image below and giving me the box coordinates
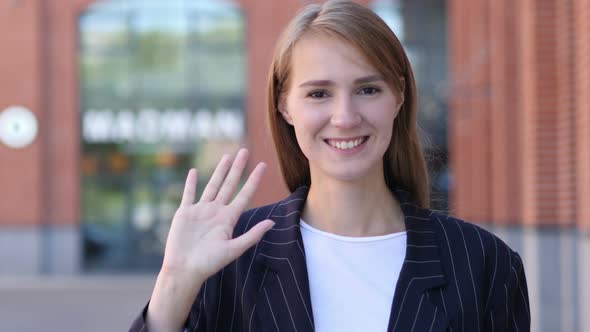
[130,186,530,332]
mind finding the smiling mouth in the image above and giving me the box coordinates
[324,136,369,150]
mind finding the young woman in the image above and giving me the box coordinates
[131,1,530,331]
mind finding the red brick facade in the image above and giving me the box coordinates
[574,0,590,229]
[0,1,42,226]
[0,0,94,227]
[449,0,590,228]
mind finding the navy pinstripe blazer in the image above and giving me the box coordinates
[131,185,530,332]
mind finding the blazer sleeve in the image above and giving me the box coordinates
[484,251,531,331]
[128,286,208,332]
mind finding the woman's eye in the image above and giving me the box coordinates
[359,87,381,95]
[308,91,329,99]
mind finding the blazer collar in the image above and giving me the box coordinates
[254,185,449,331]
[388,187,449,331]
[254,186,315,331]
[256,186,308,268]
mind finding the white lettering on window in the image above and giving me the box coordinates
[83,108,244,144]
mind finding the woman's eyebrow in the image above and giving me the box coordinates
[298,74,384,88]
[298,79,333,88]
[354,74,384,84]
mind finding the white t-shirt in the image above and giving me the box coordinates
[300,219,406,332]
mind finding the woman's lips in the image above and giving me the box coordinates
[324,136,369,150]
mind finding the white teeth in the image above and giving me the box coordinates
[328,138,365,150]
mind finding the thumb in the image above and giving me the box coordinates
[227,219,275,258]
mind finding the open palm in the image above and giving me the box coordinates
[161,149,274,280]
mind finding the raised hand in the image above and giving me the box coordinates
[161,148,274,280]
[146,149,274,332]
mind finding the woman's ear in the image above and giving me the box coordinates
[398,77,406,104]
[278,98,293,125]
[396,77,406,113]
[280,108,294,125]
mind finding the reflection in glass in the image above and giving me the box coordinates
[372,0,449,211]
[79,0,245,271]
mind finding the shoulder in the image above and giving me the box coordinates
[424,211,530,325]
[427,210,520,266]
[425,210,527,307]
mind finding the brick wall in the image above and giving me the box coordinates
[449,0,590,228]
[0,0,43,226]
[574,0,590,229]
[0,0,98,227]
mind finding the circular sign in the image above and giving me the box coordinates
[0,106,39,148]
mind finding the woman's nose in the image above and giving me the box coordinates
[330,95,361,128]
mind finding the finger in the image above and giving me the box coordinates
[180,168,198,206]
[227,219,275,258]
[216,149,249,204]
[200,154,232,202]
[230,162,266,211]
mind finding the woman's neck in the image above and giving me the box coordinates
[302,171,405,237]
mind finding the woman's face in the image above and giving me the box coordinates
[282,33,403,184]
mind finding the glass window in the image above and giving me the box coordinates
[79,0,246,271]
[372,0,450,211]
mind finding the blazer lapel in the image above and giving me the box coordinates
[254,186,315,332]
[387,188,450,332]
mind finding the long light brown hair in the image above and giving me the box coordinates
[267,0,430,208]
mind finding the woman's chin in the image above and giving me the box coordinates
[312,165,383,185]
